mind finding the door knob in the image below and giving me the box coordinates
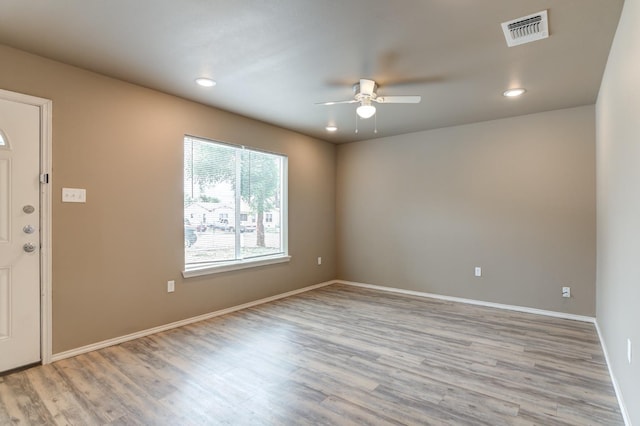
[23,225,35,234]
[23,205,35,214]
[23,242,36,253]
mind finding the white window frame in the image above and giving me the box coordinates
[182,136,289,278]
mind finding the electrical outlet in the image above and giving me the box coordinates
[474,267,482,277]
[562,287,571,298]
[167,280,175,293]
[317,257,322,265]
[628,338,632,365]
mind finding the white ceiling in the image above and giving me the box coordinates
[0,1,624,143]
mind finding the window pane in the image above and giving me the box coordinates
[240,149,283,259]
[184,136,286,270]
[184,138,236,265]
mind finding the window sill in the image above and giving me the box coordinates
[182,255,291,278]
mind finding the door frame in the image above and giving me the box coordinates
[0,89,53,365]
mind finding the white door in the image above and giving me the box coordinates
[0,97,41,372]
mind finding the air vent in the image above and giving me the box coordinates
[501,10,549,47]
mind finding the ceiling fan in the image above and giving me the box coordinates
[317,78,421,119]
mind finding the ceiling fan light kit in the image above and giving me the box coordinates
[356,99,376,119]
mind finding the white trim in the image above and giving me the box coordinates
[0,89,53,365]
[182,255,291,278]
[281,156,288,257]
[594,321,631,426]
[337,280,595,323]
[51,280,337,362]
[39,98,53,365]
[49,276,630,425]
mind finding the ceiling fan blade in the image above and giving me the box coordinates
[315,100,358,105]
[375,95,422,104]
[359,79,376,96]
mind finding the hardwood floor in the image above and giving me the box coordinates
[0,284,623,425]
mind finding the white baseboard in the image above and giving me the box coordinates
[594,321,632,426]
[51,280,337,362]
[336,280,595,323]
[51,278,629,424]
[51,278,594,358]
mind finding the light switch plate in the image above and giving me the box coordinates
[62,188,86,203]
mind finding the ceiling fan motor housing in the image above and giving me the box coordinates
[353,80,378,101]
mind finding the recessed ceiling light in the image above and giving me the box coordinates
[326,126,338,132]
[195,78,216,87]
[503,88,526,97]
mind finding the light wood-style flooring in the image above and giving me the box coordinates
[0,284,623,425]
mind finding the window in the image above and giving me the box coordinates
[0,130,8,148]
[183,136,288,276]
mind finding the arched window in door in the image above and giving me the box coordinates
[0,129,9,149]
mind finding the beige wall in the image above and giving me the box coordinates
[596,0,640,422]
[337,106,596,316]
[0,44,337,354]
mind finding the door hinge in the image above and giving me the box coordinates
[40,173,49,184]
